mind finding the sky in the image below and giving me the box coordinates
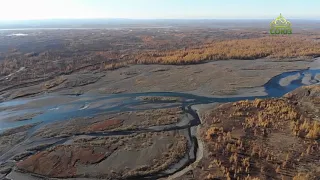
[0,0,319,20]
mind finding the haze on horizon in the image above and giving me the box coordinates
[0,0,319,21]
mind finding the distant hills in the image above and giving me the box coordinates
[0,19,319,29]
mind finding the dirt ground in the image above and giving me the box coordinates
[16,131,188,179]
[0,58,313,101]
[0,104,196,179]
[0,58,319,180]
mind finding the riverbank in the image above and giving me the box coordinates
[0,58,316,102]
[0,58,319,179]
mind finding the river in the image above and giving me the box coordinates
[0,63,319,179]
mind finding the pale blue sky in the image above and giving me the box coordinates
[0,0,319,20]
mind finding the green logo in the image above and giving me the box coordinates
[270,14,292,35]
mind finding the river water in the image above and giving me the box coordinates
[0,67,319,132]
[0,65,319,179]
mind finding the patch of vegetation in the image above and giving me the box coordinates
[137,96,182,102]
[136,107,184,126]
[42,76,67,90]
[134,36,320,65]
[202,87,320,180]
[17,132,188,179]
[0,29,319,92]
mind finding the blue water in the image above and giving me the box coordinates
[0,68,319,132]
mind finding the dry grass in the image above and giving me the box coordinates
[233,99,299,130]
[122,135,188,179]
[137,96,182,102]
[292,173,311,180]
[1,32,319,88]
[42,76,67,90]
[133,36,320,65]
[293,119,320,140]
[136,107,184,126]
[202,94,320,179]
[103,62,128,70]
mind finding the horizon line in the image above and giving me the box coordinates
[0,18,320,21]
